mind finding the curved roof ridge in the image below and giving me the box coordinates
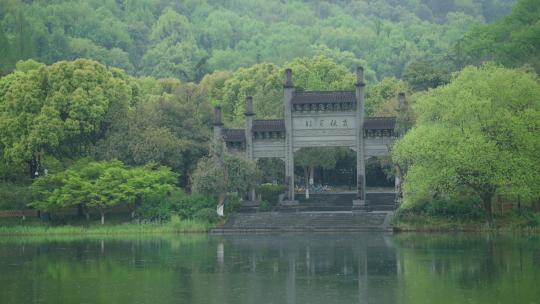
[294,90,355,94]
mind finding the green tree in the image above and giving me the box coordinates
[393,64,540,223]
[31,160,177,224]
[402,59,450,91]
[191,142,260,212]
[218,56,358,125]
[295,147,349,194]
[0,59,133,177]
[96,77,212,186]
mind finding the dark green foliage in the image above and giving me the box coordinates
[165,190,215,220]
[256,184,286,206]
[462,0,540,72]
[224,194,242,214]
[258,201,271,212]
[193,208,218,223]
[134,193,173,223]
[423,199,484,221]
[0,182,31,210]
[133,189,219,222]
[509,210,539,228]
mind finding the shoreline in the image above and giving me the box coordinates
[1,224,538,236]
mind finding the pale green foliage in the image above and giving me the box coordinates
[218,56,361,126]
[393,64,540,217]
[15,59,44,73]
[220,63,282,125]
[0,59,133,163]
[31,160,177,223]
[366,77,411,116]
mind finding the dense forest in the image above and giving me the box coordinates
[0,0,516,81]
[0,0,539,226]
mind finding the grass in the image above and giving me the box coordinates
[0,215,216,236]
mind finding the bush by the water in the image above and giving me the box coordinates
[193,208,219,223]
[136,190,215,222]
[224,194,242,214]
[400,198,484,221]
[0,182,31,210]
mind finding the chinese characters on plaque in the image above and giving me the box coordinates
[304,119,349,128]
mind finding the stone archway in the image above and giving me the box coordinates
[214,67,403,211]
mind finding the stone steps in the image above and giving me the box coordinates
[296,192,396,211]
[214,211,394,232]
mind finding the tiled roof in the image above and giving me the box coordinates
[364,117,396,129]
[252,119,285,132]
[223,129,245,142]
[291,91,356,104]
[223,117,395,142]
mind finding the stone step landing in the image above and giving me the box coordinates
[212,211,394,233]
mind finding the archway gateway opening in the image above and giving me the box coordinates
[215,68,402,211]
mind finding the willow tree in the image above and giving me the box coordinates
[393,63,540,223]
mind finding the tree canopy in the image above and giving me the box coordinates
[0,0,516,81]
[393,63,540,222]
[31,160,177,224]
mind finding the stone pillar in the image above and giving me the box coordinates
[353,67,369,211]
[245,96,256,202]
[245,96,254,160]
[397,92,405,110]
[283,68,297,203]
[395,91,408,137]
[213,106,223,141]
[394,92,406,205]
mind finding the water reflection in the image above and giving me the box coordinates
[0,233,539,304]
[219,234,398,304]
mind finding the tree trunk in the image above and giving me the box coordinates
[304,167,309,199]
[100,210,105,225]
[217,192,226,217]
[482,193,494,226]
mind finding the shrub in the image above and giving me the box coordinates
[135,190,216,222]
[257,183,285,206]
[193,208,219,223]
[0,182,31,210]
[423,198,484,221]
[259,200,271,212]
[225,193,242,214]
[135,192,172,222]
[398,197,484,221]
[509,210,539,228]
[169,191,215,219]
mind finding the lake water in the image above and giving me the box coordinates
[0,233,539,304]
